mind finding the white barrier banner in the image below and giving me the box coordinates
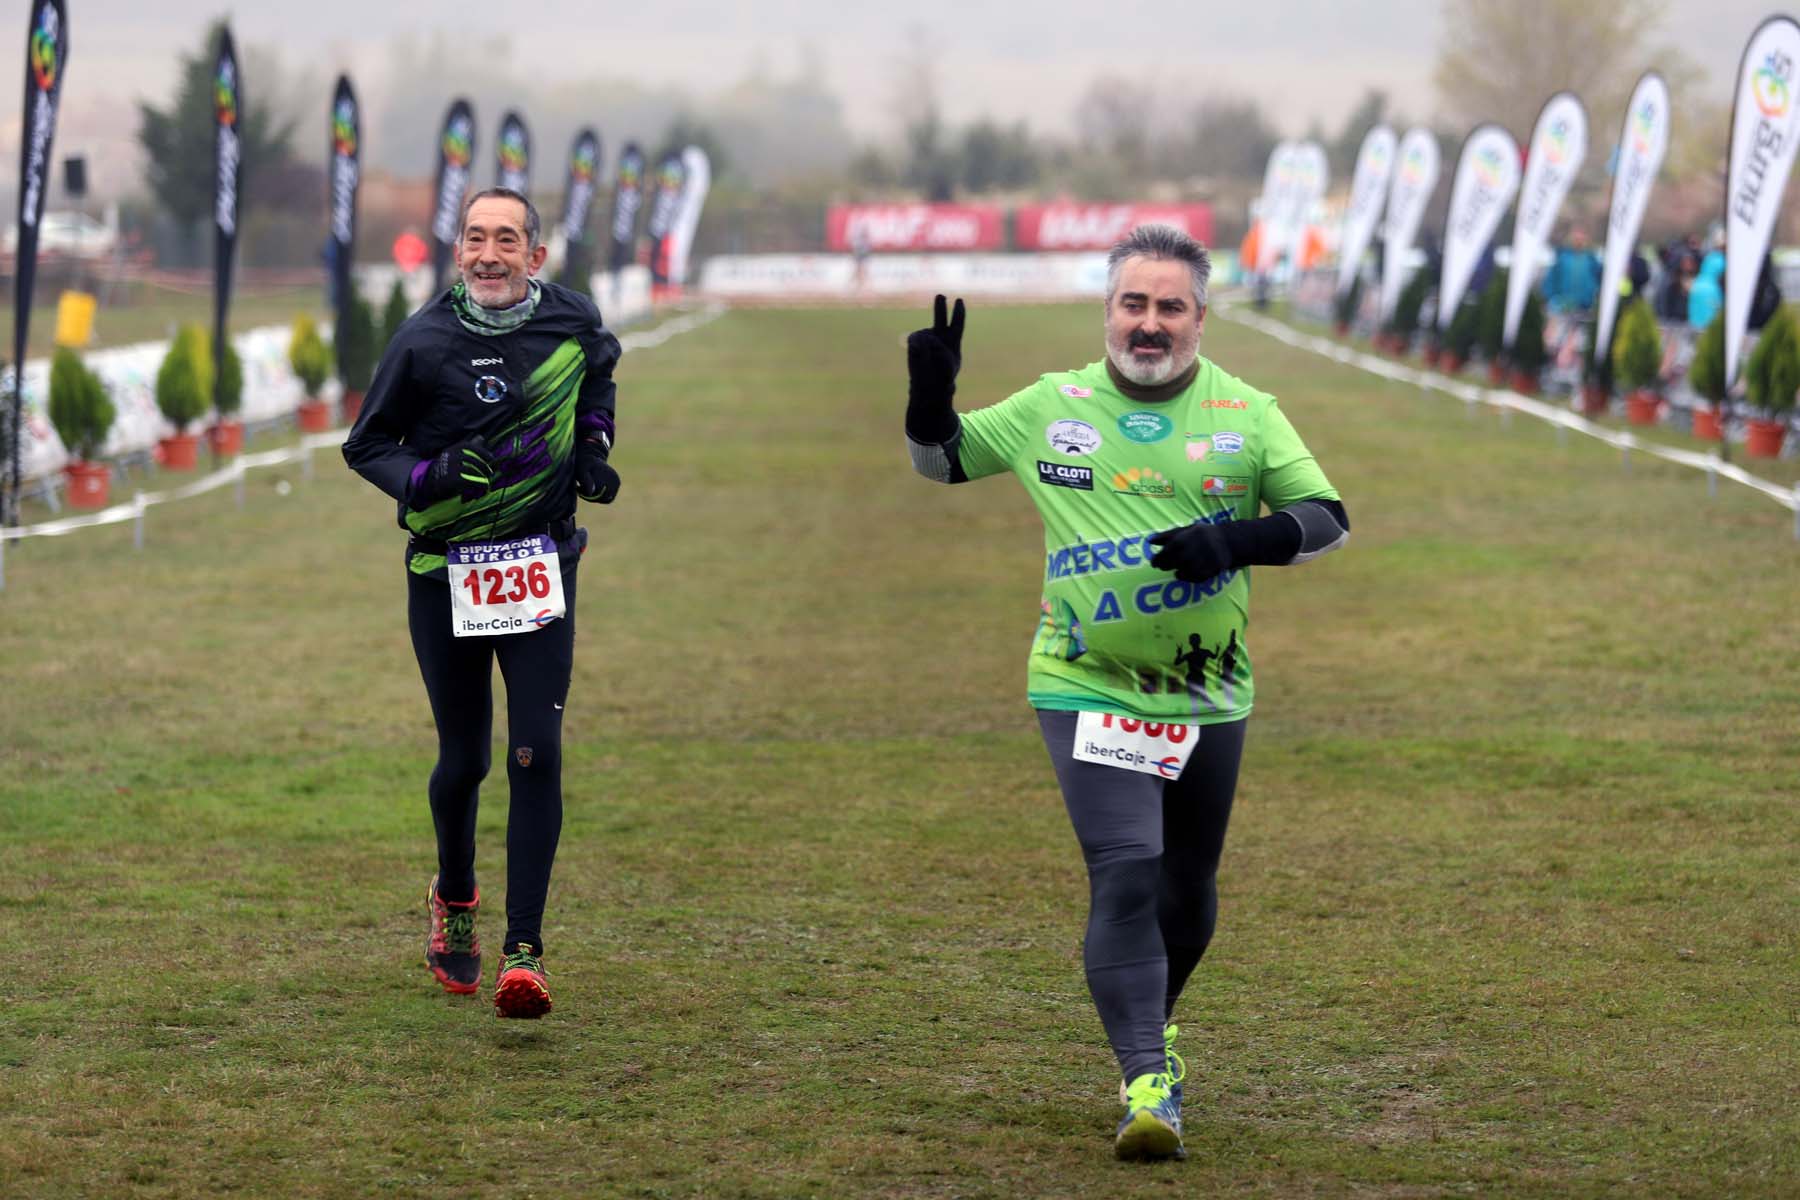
[1596,72,1671,359]
[698,252,1110,298]
[1378,128,1441,322]
[1726,16,1800,385]
[1437,124,1521,329]
[1505,93,1587,349]
[1336,124,1396,297]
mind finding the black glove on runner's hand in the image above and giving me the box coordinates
[576,447,620,504]
[906,294,965,443]
[412,436,495,506]
[1148,521,1234,584]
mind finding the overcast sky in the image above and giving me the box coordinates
[8,0,1783,193]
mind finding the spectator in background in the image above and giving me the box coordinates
[1688,249,1724,330]
[1626,252,1653,303]
[1541,227,1602,314]
[1748,252,1783,332]
[1656,233,1702,321]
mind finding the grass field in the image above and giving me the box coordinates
[3,301,1797,1198]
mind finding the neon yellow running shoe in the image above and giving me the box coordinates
[1120,1024,1186,1108]
[1115,1070,1184,1161]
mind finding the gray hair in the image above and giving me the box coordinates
[1105,224,1211,309]
[460,186,542,250]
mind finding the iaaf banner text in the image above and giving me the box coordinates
[1013,204,1213,250]
[827,204,1006,252]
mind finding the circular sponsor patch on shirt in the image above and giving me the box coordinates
[1118,412,1173,443]
[474,375,508,404]
[1046,419,1102,456]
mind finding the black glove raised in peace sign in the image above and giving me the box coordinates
[907,294,965,394]
[905,295,965,444]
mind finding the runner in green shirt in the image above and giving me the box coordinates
[905,224,1349,1161]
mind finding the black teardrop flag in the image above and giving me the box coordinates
[430,99,476,291]
[212,25,241,438]
[5,0,68,525]
[328,74,359,323]
[607,141,645,273]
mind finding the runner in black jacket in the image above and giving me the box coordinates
[343,187,621,1018]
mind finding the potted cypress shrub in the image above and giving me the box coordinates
[1331,275,1361,338]
[335,292,377,424]
[1612,299,1662,425]
[1475,269,1507,384]
[48,346,116,508]
[1687,312,1727,442]
[1384,270,1428,357]
[381,276,411,354]
[1580,317,1613,416]
[1510,290,1547,395]
[155,324,212,469]
[208,334,245,457]
[1439,295,1480,375]
[291,315,334,432]
[1742,307,1798,458]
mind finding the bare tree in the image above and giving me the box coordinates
[1433,0,1697,144]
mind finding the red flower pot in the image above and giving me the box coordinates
[1420,345,1441,369]
[340,390,365,424]
[1487,361,1507,385]
[1745,417,1788,458]
[208,419,244,457]
[159,432,201,470]
[63,460,111,509]
[1510,368,1540,396]
[1625,390,1661,426]
[1691,407,1724,441]
[297,399,334,432]
[1439,353,1465,375]
[1580,384,1611,417]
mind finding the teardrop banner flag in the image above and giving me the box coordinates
[1504,93,1587,350]
[496,109,530,196]
[212,26,241,451]
[1595,72,1670,361]
[6,0,68,526]
[1437,124,1521,330]
[555,127,600,291]
[664,145,712,288]
[1336,124,1395,298]
[559,127,601,245]
[430,99,476,291]
[1725,16,1800,386]
[328,75,360,322]
[1254,140,1297,273]
[608,141,646,273]
[1283,141,1330,274]
[1378,128,1440,323]
[644,150,687,287]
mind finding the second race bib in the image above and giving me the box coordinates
[1072,711,1198,779]
[448,534,566,638]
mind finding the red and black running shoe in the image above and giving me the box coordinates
[494,944,552,1019]
[425,876,481,996]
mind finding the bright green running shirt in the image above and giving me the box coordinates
[957,354,1338,724]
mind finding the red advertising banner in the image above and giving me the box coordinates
[1013,203,1214,250]
[827,204,1005,252]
